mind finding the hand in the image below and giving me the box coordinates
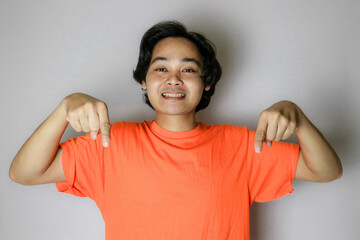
[62,93,111,147]
[254,100,300,153]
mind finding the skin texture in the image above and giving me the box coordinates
[142,37,210,132]
[9,93,110,185]
[254,100,342,182]
[9,37,342,186]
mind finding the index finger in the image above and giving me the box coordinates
[98,105,111,147]
[254,118,268,153]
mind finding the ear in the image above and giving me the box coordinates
[141,80,147,90]
[204,85,211,91]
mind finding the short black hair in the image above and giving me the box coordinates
[133,20,222,112]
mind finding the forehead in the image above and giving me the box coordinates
[151,37,202,63]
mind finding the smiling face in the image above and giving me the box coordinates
[142,37,210,118]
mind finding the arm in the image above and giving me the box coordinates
[9,93,111,186]
[254,100,342,183]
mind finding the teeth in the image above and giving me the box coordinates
[162,93,185,97]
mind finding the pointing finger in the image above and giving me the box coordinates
[98,103,110,147]
[255,117,268,153]
[100,123,110,147]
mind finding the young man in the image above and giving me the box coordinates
[10,21,342,239]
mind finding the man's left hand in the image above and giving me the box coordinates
[254,100,300,153]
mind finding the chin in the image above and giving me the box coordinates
[156,107,195,116]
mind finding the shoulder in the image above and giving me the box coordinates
[110,120,151,137]
[200,122,249,135]
[110,121,147,131]
[111,121,141,128]
[198,122,251,144]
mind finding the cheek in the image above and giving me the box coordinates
[145,76,163,91]
[190,81,205,95]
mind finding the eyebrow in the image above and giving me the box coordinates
[150,57,202,68]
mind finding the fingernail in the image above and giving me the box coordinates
[255,145,261,153]
[103,139,110,147]
[90,132,97,140]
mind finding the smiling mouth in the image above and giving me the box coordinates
[161,93,186,98]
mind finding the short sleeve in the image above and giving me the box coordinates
[246,128,299,203]
[56,133,105,202]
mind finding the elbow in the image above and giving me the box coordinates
[319,155,343,183]
[333,165,343,181]
[319,166,343,183]
[330,155,343,181]
[9,168,25,185]
[330,158,343,182]
[9,164,37,186]
[9,174,37,186]
[9,156,24,185]
[9,162,19,183]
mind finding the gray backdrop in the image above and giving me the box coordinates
[1,0,358,239]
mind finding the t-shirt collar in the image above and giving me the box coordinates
[148,120,202,139]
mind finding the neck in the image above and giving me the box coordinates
[155,112,197,132]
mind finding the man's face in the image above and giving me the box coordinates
[142,37,210,117]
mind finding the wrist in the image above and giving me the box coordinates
[51,99,69,125]
[295,106,310,133]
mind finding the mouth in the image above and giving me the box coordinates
[161,93,186,98]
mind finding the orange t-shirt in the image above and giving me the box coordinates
[56,120,299,240]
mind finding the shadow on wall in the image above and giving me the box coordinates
[300,76,353,166]
[249,75,352,239]
[189,17,248,121]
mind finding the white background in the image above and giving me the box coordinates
[1,0,359,239]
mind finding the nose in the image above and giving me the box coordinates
[165,73,183,86]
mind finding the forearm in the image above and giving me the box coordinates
[295,107,342,182]
[9,101,68,185]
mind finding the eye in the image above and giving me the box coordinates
[183,68,195,73]
[156,67,166,72]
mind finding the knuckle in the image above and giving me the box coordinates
[80,121,89,129]
[267,135,275,141]
[261,109,282,121]
[71,124,81,132]
[97,101,108,111]
[102,122,111,130]
[279,115,288,124]
[89,121,100,130]
[255,131,265,139]
[288,120,297,129]
[266,131,275,140]
[259,110,268,118]
[90,127,100,132]
[282,133,290,140]
[275,135,282,141]
[67,111,77,119]
[84,101,96,110]
[271,111,281,120]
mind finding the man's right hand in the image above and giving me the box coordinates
[62,93,111,147]
[9,93,111,185]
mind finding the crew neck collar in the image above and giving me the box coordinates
[148,120,202,139]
